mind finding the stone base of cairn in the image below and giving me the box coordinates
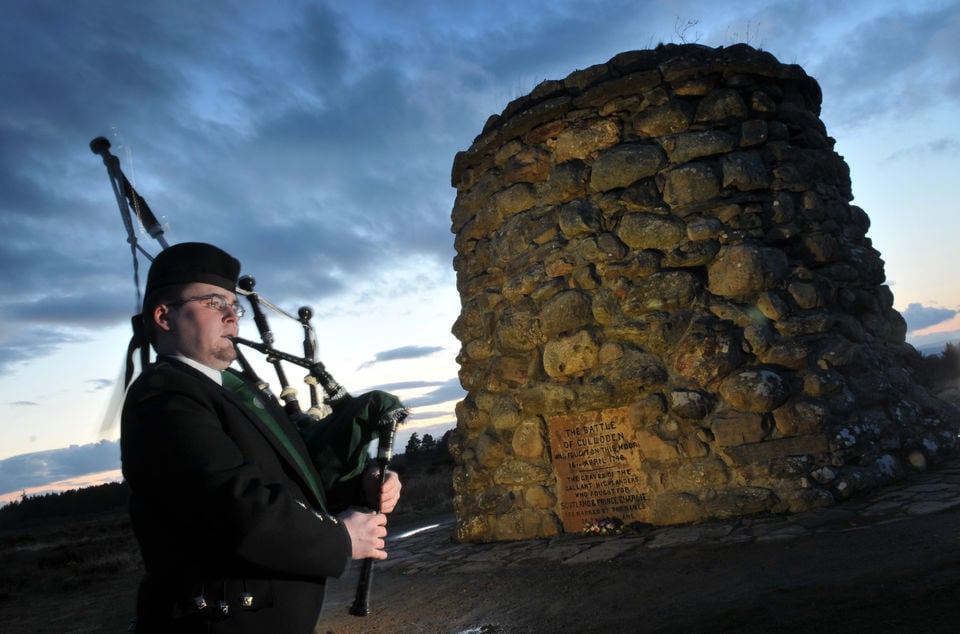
[448,43,960,542]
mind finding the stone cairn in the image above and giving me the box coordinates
[448,43,960,543]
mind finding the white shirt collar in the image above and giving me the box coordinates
[171,355,224,386]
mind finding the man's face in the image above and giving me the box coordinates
[157,282,240,370]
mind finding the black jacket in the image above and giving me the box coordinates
[121,357,353,633]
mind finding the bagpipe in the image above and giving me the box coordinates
[90,136,404,616]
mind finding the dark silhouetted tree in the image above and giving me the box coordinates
[421,433,436,452]
[405,432,421,456]
[924,342,960,384]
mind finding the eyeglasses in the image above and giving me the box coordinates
[167,293,246,318]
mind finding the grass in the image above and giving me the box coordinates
[391,460,455,520]
[0,515,140,602]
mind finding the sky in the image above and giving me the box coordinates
[1,0,959,503]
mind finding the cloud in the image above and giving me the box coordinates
[809,3,960,127]
[0,327,90,376]
[901,302,958,333]
[882,137,960,164]
[86,378,115,392]
[0,439,120,495]
[366,377,465,410]
[389,377,465,410]
[0,1,469,374]
[358,345,446,369]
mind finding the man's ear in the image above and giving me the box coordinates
[153,305,174,332]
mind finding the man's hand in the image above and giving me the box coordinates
[338,509,388,560]
[363,467,402,514]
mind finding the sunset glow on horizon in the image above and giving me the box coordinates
[0,469,124,506]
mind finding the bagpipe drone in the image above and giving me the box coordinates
[90,136,404,617]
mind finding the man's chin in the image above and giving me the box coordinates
[214,347,238,366]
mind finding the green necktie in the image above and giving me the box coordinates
[220,370,326,510]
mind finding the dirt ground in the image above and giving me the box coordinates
[318,507,960,633]
[5,482,960,633]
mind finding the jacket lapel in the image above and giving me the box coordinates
[219,369,327,508]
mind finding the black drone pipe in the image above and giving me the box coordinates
[228,336,349,406]
[298,306,323,417]
[237,275,308,421]
[89,136,169,251]
[349,411,401,617]
[231,343,279,403]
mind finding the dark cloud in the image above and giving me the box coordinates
[359,346,446,369]
[86,379,115,392]
[0,439,120,495]
[811,4,960,127]
[0,327,89,375]
[883,138,960,164]
[902,302,958,333]
[368,377,464,410]
[369,380,444,391]
[407,408,457,420]
[0,1,468,374]
[402,378,466,410]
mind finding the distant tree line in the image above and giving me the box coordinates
[923,342,960,385]
[394,429,453,468]
[0,481,130,530]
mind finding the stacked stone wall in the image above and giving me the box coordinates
[449,43,960,543]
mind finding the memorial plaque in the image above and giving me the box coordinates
[548,406,649,533]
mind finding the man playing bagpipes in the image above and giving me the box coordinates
[120,242,404,633]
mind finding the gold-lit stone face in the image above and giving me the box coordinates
[548,407,648,533]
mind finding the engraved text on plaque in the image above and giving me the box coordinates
[548,406,648,533]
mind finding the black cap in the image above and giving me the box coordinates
[144,242,240,299]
